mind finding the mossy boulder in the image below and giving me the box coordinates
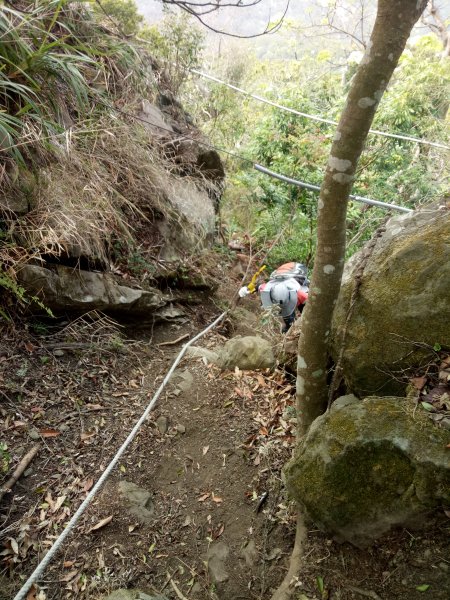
[331,206,450,396]
[217,335,275,371]
[284,397,450,547]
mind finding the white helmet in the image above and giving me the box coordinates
[260,280,297,317]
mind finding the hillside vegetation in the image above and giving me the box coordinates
[0,3,449,600]
[0,0,221,320]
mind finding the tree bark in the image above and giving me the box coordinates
[296,0,428,434]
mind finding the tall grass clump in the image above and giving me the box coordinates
[0,0,145,186]
[0,0,153,318]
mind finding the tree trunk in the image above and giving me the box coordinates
[296,0,428,434]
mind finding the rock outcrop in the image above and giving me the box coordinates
[2,91,224,317]
[331,206,450,396]
[284,396,450,547]
[18,264,166,317]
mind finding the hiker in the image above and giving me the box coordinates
[239,262,309,333]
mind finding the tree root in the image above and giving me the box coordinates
[270,510,307,600]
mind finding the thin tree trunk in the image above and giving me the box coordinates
[273,3,428,600]
[297,0,428,432]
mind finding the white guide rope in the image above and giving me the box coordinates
[13,311,227,600]
[190,68,450,151]
[254,164,413,213]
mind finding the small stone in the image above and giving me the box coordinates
[175,424,186,434]
[118,481,154,524]
[175,370,194,392]
[438,562,449,572]
[102,591,168,600]
[207,541,229,583]
[53,349,65,357]
[28,428,40,440]
[156,416,169,435]
[24,468,33,477]
[241,539,258,566]
[440,417,450,430]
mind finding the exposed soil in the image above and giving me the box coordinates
[1,299,449,600]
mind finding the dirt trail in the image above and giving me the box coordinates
[1,310,449,600]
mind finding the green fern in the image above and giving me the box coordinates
[0,272,54,318]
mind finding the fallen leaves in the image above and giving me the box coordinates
[197,491,223,504]
[87,515,113,533]
[82,478,94,493]
[411,376,427,390]
[63,560,75,568]
[50,495,67,514]
[59,569,78,582]
[80,431,96,443]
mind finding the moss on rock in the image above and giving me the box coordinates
[284,397,450,546]
[331,207,450,396]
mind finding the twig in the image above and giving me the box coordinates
[44,342,93,350]
[0,444,40,501]
[167,572,189,600]
[157,333,190,347]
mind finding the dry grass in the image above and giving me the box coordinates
[1,114,218,273]
[42,310,123,348]
[0,1,222,319]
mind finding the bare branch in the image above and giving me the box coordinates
[160,0,290,38]
[423,0,450,56]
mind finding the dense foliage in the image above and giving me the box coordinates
[187,30,450,267]
[1,0,449,287]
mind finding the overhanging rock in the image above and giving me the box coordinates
[18,264,166,316]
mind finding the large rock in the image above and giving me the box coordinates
[18,264,166,316]
[332,206,450,396]
[218,335,276,371]
[153,171,216,261]
[284,397,450,547]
